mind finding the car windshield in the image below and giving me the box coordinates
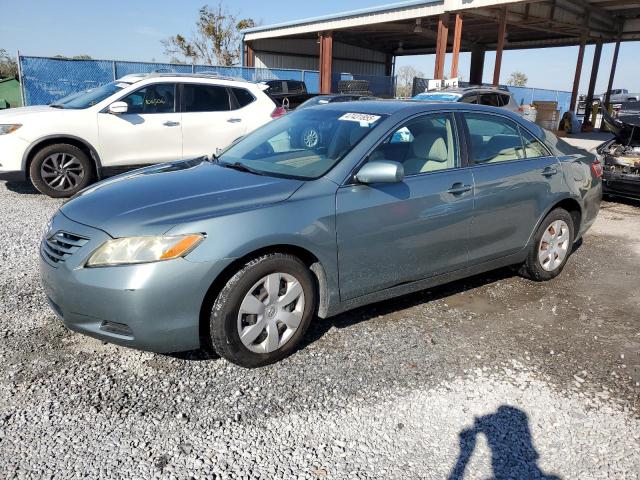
[413,92,462,102]
[218,108,386,179]
[54,81,131,109]
[298,96,333,109]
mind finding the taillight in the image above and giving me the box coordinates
[271,106,287,119]
[591,159,603,178]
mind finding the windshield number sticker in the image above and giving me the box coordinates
[339,113,381,126]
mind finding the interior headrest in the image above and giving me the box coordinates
[412,133,448,163]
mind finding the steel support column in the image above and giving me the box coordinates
[569,34,587,112]
[319,32,333,94]
[493,8,507,86]
[451,14,463,79]
[470,46,485,85]
[434,15,449,80]
[244,43,254,68]
[604,39,621,109]
[583,39,603,128]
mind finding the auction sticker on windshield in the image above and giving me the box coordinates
[339,113,381,126]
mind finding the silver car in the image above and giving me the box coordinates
[40,102,602,368]
[413,86,520,113]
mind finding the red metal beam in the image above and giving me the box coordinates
[319,32,333,94]
[434,14,449,80]
[493,8,507,86]
[569,34,587,112]
[245,43,254,68]
[451,14,463,79]
[583,39,603,127]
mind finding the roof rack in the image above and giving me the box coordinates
[117,72,251,83]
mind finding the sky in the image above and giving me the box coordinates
[1,0,637,94]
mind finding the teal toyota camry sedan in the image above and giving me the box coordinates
[39,101,602,367]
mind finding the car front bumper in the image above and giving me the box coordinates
[603,169,640,199]
[39,212,228,353]
[0,134,30,181]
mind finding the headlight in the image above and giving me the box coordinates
[86,234,204,267]
[0,124,22,135]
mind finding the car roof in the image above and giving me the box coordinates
[117,72,254,85]
[309,99,515,115]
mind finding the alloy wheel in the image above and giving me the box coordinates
[40,153,85,192]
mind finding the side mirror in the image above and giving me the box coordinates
[108,101,128,114]
[355,160,404,184]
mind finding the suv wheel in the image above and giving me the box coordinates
[209,253,316,368]
[521,208,575,281]
[30,143,93,198]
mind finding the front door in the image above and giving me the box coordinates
[336,112,474,300]
[462,112,565,264]
[97,82,182,167]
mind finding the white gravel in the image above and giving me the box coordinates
[0,181,638,479]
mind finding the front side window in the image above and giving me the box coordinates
[219,109,386,179]
[121,83,176,114]
[183,84,230,112]
[369,113,458,176]
[464,113,525,164]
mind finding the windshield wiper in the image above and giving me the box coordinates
[49,104,65,109]
[219,161,265,176]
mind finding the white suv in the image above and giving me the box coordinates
[0,73,284,197]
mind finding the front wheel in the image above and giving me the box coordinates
[209,253,316,368]
[520,208,575,281]
[29,143,93,198]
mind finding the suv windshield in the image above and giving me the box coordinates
[54,81,131,109]
[219,109,386,179]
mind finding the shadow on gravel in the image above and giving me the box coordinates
[448,405,562,480]
[4,181,39,195]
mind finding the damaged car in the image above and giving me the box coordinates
[598,110,640,200]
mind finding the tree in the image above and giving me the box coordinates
[0,49,18,78]
[162,2,256,66]
[396,65,424,98]
[506,71,528,87]
[53,54,93,60]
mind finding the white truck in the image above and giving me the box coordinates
[602,89,640,103]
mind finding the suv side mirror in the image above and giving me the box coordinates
[108,101,128,114]
[355,160,404,184]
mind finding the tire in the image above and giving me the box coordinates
[209,253,317,368]
[29,143,94,198]
[520,208,575,281]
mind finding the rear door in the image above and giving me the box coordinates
[336,112,474,300]
[97,82,182,166]
[462,112,564,264]
[180,83,247,158]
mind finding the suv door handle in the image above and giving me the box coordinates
[541,166,558,177]
[227,118,242,123]
[447,183,472,195]
[163,121,180,127]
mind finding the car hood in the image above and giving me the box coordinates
[61,158,305,237]
[601,109,640,146]
[0,105,69,121]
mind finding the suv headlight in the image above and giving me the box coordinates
[86,234,204,267]
[0,124,22,135]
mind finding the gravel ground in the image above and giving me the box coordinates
[0,180,639,479]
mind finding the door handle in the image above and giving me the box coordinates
[163,121,180,127]
[541,166,558,177]
[227,118,242,123]
[447,183,472,195]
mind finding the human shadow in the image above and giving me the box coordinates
[448,405,561,480]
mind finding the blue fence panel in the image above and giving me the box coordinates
[20,56,114,105]
[115,61,192,78]
[303,71,320,94]
[507,86,572,115]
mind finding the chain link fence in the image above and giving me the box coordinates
[18,56,322,105]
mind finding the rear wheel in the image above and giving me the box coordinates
[29,143,93,198]
[520,208,575,281]
[209,253,316,368]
